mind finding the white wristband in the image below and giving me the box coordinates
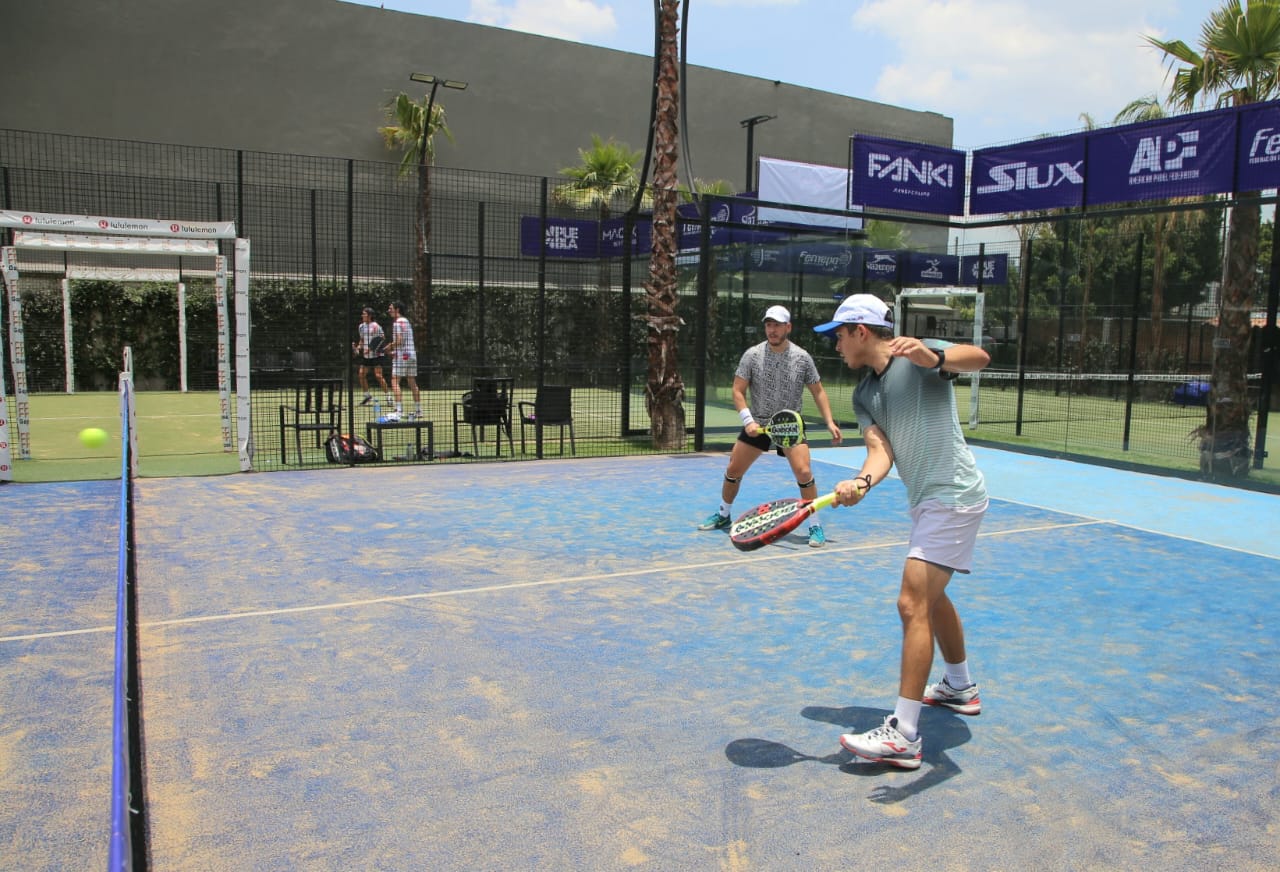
[739,408,755,427]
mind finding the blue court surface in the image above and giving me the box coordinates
[2,446,1278,870]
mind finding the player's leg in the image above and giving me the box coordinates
[784,443,825,547]
[405,374,421,418]
[698,437,763,529]
[838,556,946,769]
[374,364,389,394]
[357,365,372,404]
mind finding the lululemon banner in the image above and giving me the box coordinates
[849,136,966,217]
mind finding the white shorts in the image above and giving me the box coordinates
[392,355,417,378]
[906,498,988,574]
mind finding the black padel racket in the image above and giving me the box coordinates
[761,409,805,449]
[730,492,836,551]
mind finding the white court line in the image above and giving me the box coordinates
[0,518,1104,644]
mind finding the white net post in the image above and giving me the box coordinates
[0,303,10,482]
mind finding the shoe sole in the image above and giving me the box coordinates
[838,736,922,769]
[922,698,981,716]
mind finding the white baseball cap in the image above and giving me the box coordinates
[762,305,791,324]
[813,294,893,335]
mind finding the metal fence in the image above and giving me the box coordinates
[2,129,1276,485]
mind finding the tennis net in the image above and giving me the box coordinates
[109,373,148,871]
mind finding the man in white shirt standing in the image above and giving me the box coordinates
[382,300,422,422]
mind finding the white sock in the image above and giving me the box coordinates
[892,697,923,741]
[718,502,732,518]
[945,660,973,689]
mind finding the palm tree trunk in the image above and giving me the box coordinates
[644,0,686,450]
[1201,200,1258,476]
[414,159,432,345]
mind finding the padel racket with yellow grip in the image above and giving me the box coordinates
[759,409,805,449]
[730,492,837,551]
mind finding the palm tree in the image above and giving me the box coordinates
[1146,0,1280,476]
[645,0,685,450]
[555,135,644,333]
[379,91,455,325]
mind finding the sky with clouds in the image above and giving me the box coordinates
[344,0,1213,150]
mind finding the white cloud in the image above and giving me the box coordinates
[851,0,1177,146]
[468,0,618,42]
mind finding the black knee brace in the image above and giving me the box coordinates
[797,478,815,490]
[724,473,741,485]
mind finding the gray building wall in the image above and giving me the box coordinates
[2,0,952,188]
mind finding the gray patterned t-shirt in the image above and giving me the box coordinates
[735,341,820,423]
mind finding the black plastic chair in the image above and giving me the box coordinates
[279,378,343,464]
[452,376,514,456]
[518,385,575,456]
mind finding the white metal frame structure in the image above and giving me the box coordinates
[894,285,985,429]
[0,211,253,478]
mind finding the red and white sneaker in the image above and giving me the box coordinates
[923,677,982,715]
[839,716,923,769]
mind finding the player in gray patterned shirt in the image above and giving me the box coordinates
[815,293,990,771]
[697,305,842,547]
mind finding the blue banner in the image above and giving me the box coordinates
[969,134,1086,215]
[788,242,859,277]
[960,253,1009,285]
[1085,110,1237,207]
[859,248,900,284]
[849,135,966,217]
[600,217,653,257]
[520,216,599,258]
[905,251,959,285]
[1236,103,1280,191]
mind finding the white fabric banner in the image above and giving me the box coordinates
[757,157,862,231]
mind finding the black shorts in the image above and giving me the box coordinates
[359,356,386,368]
[737,428,804,457]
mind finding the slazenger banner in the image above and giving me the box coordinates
[969,134,1086,215]
[1235,103,1280,191]
[0,211,237,238]
[859,248,900,283]
[849,136,965,217]
[1085,110,1237,207]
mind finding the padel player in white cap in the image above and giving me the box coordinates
[697,304,842,547]
[814,293,991,769]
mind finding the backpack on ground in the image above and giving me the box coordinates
[325,432,379,464]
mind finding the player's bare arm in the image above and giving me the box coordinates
[834,424,893,506]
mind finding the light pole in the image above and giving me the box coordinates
[740,114,776,193]
[409,73,468,165]
[407,73,466,389]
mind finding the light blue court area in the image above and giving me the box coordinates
[4,450,1278,869]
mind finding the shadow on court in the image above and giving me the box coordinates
[727,705,972,804]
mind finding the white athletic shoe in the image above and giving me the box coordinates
[923,677,982,715]
[839,716,923,769]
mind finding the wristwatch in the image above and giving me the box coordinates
[932,347,946,370]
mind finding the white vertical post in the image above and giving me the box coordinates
[62,277,75,393]
[214,256,233,451]
[234,238,253,471]
[177,280,188,392]
[970,291,985,429]
[0,294,10,482]
[1,247,31,460]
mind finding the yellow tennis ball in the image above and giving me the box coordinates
[79,427,109,449]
